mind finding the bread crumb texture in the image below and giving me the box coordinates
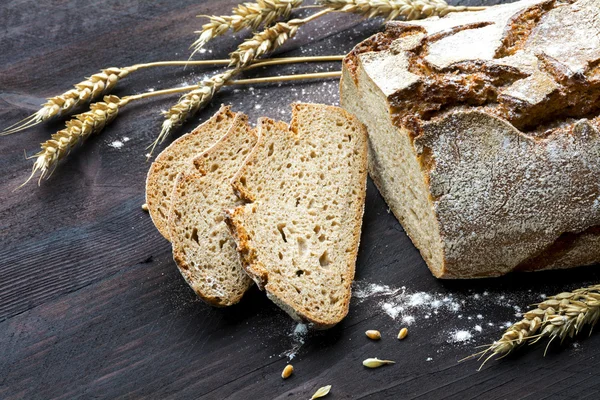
[226,103,368,328]
[341,0,600,278]
[146,105,237,241]
[167,114,257,306]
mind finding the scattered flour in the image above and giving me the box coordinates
[109,136,131,149]
[284,323,308,360]
[351,281,540,347]
[449,330,473,343]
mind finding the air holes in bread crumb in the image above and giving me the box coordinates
[191,228,199,245]
[268,142,274,157]
[277,223,287,243]
[297,237,307,256]
[210,164,219,172]
[296,270,304,277]
[319,250,331,267]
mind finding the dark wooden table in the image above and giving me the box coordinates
[2,1,600,398]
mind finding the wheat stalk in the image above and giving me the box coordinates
[2,56,343,136]
[156,9,332,155]
[468,284,600,369]
[318,0,485,19]
[20,69,341,186]
[191,0,304,56]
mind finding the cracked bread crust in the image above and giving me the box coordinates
[341,0,600,278]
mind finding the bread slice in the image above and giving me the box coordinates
[146,105,237,241]
[340,0,600,278]
[225,103,368,328]
[167,114,257,307]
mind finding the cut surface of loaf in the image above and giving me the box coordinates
[168,114,257,306]
[146,105,237,240]
[341,0,600,278]
[225,103,368,328]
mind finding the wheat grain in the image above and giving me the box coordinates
[21,95,128,186]
[310,385,332,399]
[191,0,303,55]
[362,358,395,368]
[366,330,382,340]
[281,364,294,379]
[397,327,408,340]
[469,284,600,368]
[318,0,485,20]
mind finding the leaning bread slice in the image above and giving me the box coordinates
[146,105,237,241]
[225,103,368,328]
[168,114,257,307]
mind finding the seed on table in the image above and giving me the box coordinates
[365,330,381,340]
[398,327,408,340]
[363,358,395,368]
[281,364,294,379]
[141,203,149,211]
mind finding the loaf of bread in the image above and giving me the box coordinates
[146,106,237,241]
[167,113,256,306]
[225,103,368,328]
[341,0,600,278]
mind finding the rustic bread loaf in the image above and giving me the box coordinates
[167,114,257,306]
[225,103,368,328]
[146,106,237,241]
[340,0,600,278]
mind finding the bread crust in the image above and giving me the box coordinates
[341,0,600,278]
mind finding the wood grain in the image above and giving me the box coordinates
[1,0,599,398]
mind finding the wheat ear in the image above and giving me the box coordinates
[21,95,129,187]
[21,85,205,187]
[191,0,304,56]
[157,9,332,155]
[468,284,600,369]
[318,0,486,20]
[3,68,134,136]
[151,68,238,156]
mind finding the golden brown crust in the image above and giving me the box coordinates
[341,0,600,279]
